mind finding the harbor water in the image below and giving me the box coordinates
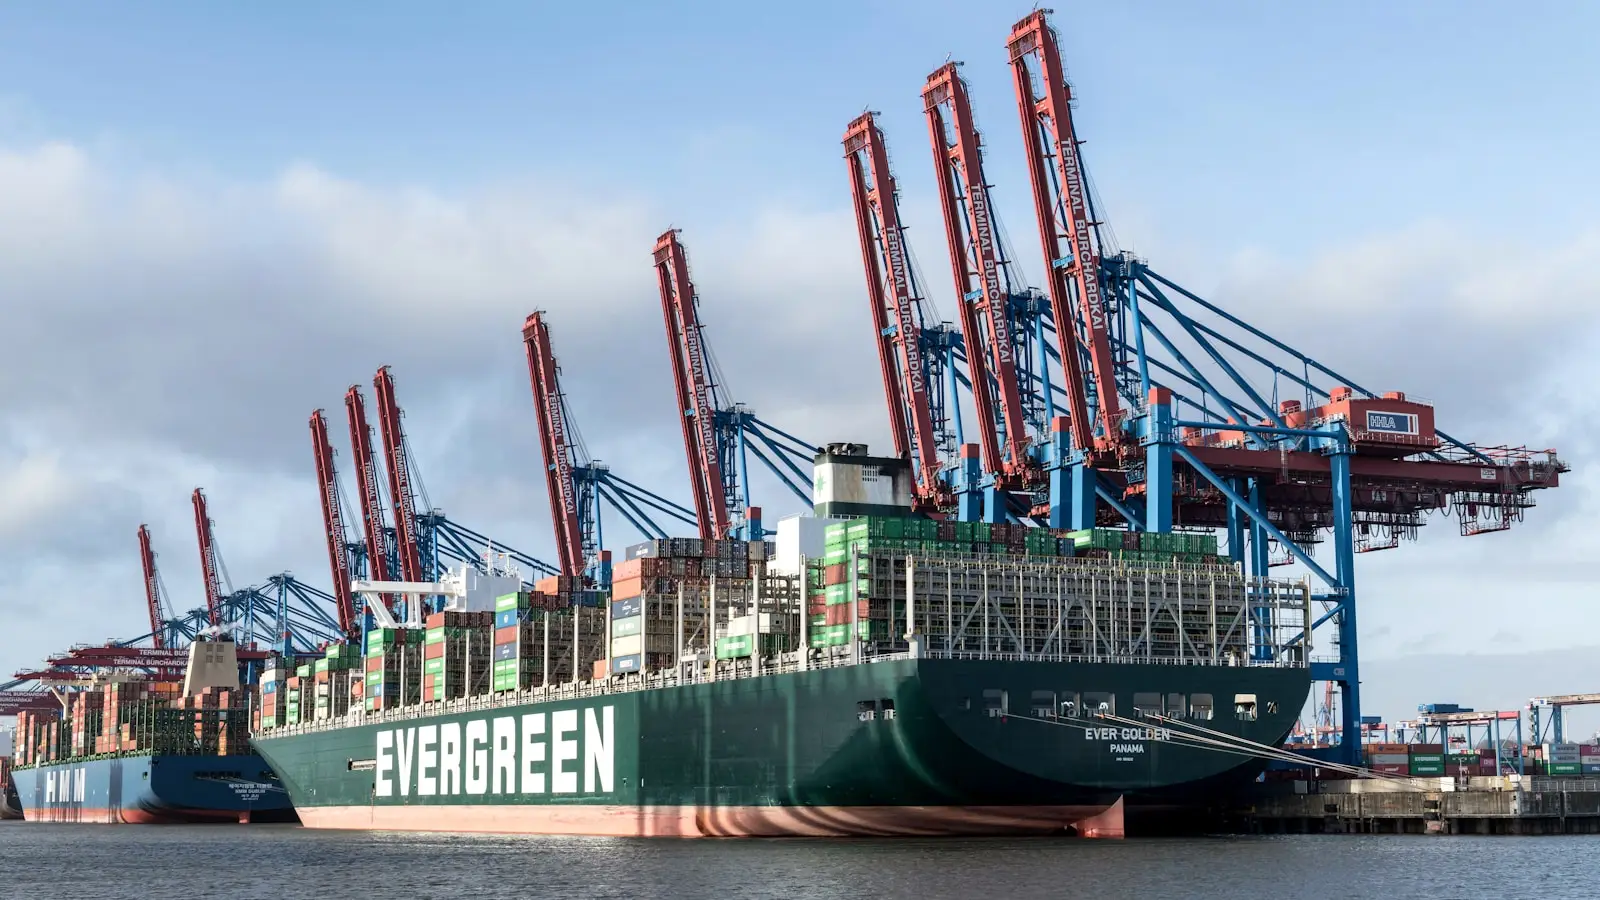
[2,822,1597,899]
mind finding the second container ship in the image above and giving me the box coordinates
[10,635,296,824]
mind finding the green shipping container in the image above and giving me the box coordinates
[1550,763,1582,776]
[715,634,755,659]
[495,592,528,612]
[314,659,330,674]
[295,665,312,678]
[423,657,446,675]
[425,628,445,645]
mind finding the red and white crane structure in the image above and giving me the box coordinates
[191,488,224,628]
[522,311,586,577]
[373,366,427,584]
[922,63,1035,484]
[1007,10,1123,456]
[843,111,957,511]
[344,385,397,614]
[309,409,361,639]
[137,524,169,649]
[653,229,731,541]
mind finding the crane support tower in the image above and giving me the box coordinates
[522,311,701,585]
[1007,10,1122,455]
[190,488,224,628]
[843,111,960,512]
[373,366,427,584]
[137,525,168,649]
[653,229,732,540]
[522,311,587,577]
[309,409,361,640]
[652,229,816,540]
[922,62,1034,483]
[345,385,398,615]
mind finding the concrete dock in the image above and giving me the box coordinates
[1234,776,1600,835]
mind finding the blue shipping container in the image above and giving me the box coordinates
[494,609,519,629]
[262,681,278,694]
[610,653,642,673]
[612,597,641,619]
[493,643,517,662]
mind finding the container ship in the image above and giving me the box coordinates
[254,450,1310,838]
[10,636,296,824]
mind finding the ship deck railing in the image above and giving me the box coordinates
[261,644,1307,740]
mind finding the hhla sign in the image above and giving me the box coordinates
[375,706,615,798]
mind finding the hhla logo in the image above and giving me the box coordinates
[45,767,87,803]
[375,706,615,798]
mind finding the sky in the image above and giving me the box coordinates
[1,1,1597,729]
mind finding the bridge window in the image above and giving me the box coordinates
[1133,693,1162,719]
[1166,694,1187,717]
[983,690,1008,718]
[1234,693,1258,722]
[1030,691,1057,718]
[1082,692,1114,717]
[1059,692,1080,718]
[1191,694,1214,721]
[856,700,878,721]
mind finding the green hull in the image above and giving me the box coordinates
[253,657,1307,836]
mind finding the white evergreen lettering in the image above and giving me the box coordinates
[520,713,547,794]
[417,725,438,796]
[552,709,578,794]
[492,717,516,794]
[396,728,416,797]
[439,722,462,796]
[584,707,614,793]
[375,731,394,797]
[465,720,489,795]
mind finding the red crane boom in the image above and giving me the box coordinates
[1007,11,1123,452]
[191,488,223,627]
[345,386,396,615]
[922,63,1033,481]
[373,366,425,583]
[844,112,946,505]
[310,410,360,638]
[137,524,165,648]
[522,312,586,576]
[652,229,729,541]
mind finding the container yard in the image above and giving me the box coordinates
[0,6,1577,842]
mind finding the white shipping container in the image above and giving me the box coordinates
[611,634,643,657]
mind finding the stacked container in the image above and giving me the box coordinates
[1407,743,1445,776]
[1364,742,1410,775]
[364,627,421,713]
[422,611,493,703]
[493,593,533,692]
[1546,743,1582,776]
[1581,744,1600,776]
[258,666,286,730]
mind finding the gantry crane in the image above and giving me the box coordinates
[347,367,558,595]
[843,111,965,513]
[522,311,698,584]
[137,524,172,649]
[344,384,398,616]
[838,8,1565,763]
[309,410,362,641]
[190,488,225,628]
[652,229,816,540]
[922,62,1038,489]
[373,366,427,585]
